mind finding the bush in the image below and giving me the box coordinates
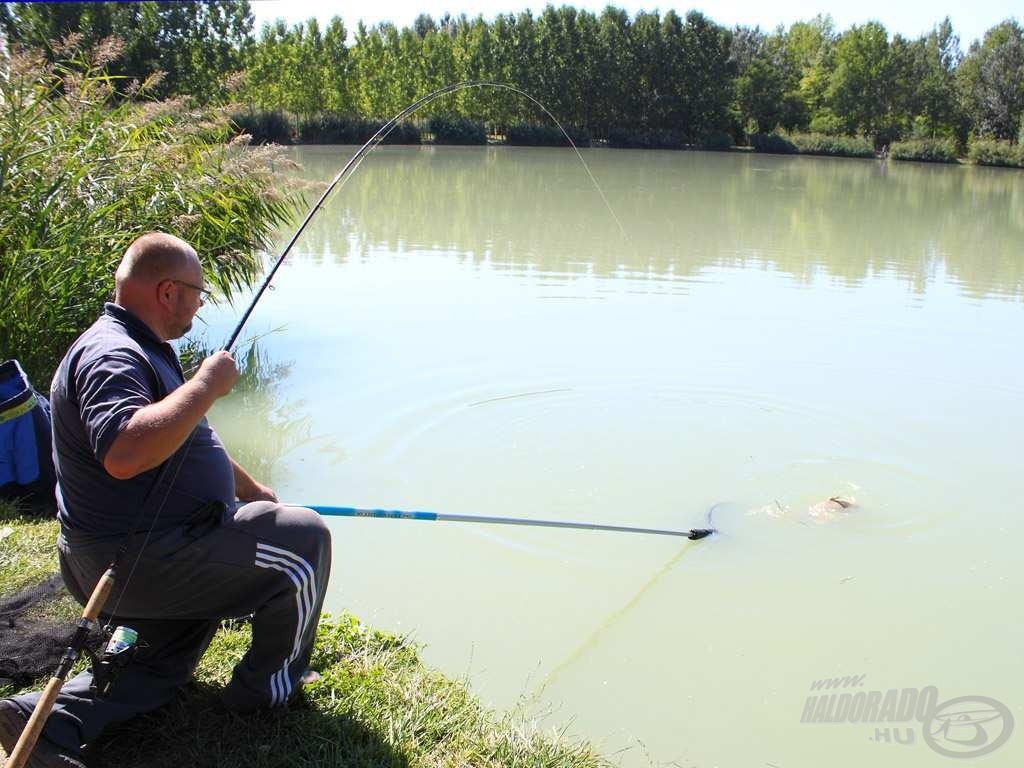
[889,139,959,164]
[750,132,797,154]
[297,114,421,145]
[0,42,302,383]
[297,113,358,144]
[229,109,293,144]
[789,132,875,158]
[429,117,487,145]
[749,132,874,158]
[697,131,733,151]
[607,128,685,150]
[968,139,1024,168]
[375,120,423,145]
[505,123,591,147]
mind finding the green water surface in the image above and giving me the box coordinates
[201,146,1023,767]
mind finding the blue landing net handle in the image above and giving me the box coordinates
[303,505,713,540]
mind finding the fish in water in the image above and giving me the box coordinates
[758,494,858,524]
[807,495,857,522]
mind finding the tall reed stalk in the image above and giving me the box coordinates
[0,38,302,384]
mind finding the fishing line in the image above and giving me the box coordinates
[467,388,573,407]
[534,502,727,694]
[538,546,693,692]
[105,437,195,623]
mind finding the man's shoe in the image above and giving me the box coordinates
[0,699,87,768]
[221,668,321,713]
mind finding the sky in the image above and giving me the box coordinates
[249,0,1018,48]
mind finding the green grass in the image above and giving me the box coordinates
[0,501,608,767]
[0,501,62,593]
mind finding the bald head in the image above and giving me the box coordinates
[113,232,206,340]
[115,232,198,291]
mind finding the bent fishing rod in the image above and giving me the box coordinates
[224,80,629,351]
[8,81,630,767]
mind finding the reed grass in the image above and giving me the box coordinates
[0,39,302,385]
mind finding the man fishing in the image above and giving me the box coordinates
[0,232,331,767]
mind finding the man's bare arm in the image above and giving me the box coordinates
[103,351,238,479]
[231,458,278,503]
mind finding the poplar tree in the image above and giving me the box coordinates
[958,20,1024,141]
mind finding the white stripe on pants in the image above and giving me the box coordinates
[254,542,317,705]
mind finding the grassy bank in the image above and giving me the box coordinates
[0,501,607,767]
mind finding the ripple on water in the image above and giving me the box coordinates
[332,364,951,566]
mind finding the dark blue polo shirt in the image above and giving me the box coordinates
[51,303,235,539]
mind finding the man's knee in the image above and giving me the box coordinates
[234,501,330,569]
[272,504,331,576]
[281,502,329,535]
[288,505,331,563]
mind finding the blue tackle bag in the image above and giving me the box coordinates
[0,359,56,515]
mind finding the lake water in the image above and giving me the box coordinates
[199,146,1023,767]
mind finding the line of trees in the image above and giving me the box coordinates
[2,2,1023,147]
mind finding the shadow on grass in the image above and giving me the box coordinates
[96,680,408,768]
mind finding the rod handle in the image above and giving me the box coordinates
[4,677,63,768]
[83,567,115,622]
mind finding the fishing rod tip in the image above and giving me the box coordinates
[687,528,715,540]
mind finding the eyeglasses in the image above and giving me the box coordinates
[170,279,212,301]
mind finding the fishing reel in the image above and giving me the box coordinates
[87,626,140,699]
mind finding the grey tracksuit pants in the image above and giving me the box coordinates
[8,501,331,755]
